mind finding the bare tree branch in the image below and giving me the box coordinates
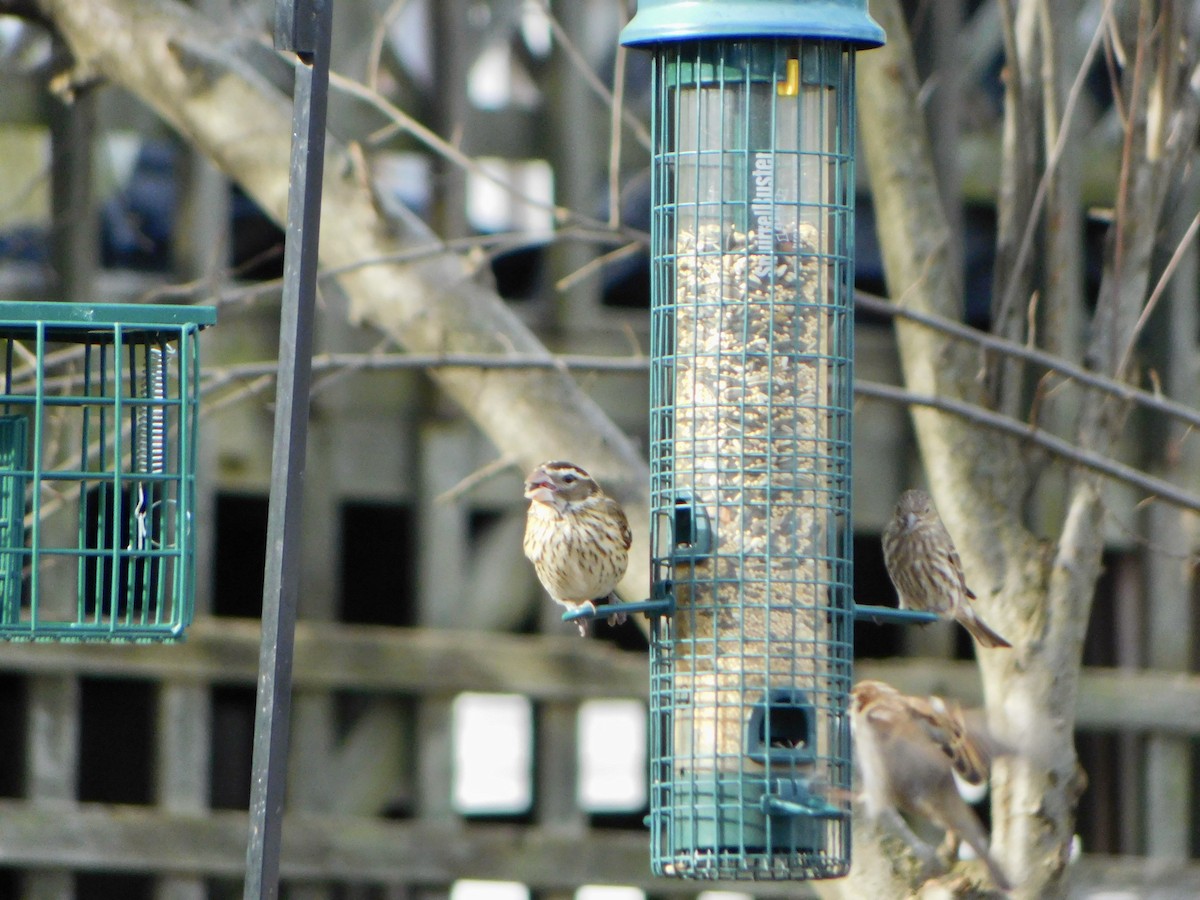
[534,0,651,150]
[854,380,1200,515]
[195,336,1200,501]
[33,0,652,606]
[995,0,1113,337]
[855,293,1200,434]
[1115,204,1200,377]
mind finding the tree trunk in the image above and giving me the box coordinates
[858,2,1090,895]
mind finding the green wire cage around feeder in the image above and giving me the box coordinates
[0,302,215,642]
[623,0,883,881]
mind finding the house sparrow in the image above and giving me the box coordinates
[882,489,1011,649]
[522,461,631,636]
[851,679,1012,891]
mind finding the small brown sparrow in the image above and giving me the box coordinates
[882,489,1011,649]
[851,679,1012,891]
[522,461,631,636]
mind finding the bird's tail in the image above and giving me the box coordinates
[960,607,1012,649]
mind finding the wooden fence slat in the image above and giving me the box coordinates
[1069,857,1200,895]
[326,699,408,816]
[1,619,1198,733]
[0,619,647,698]
[154,682,211,900]
[22,675,79,900]
[0,801,809,895]
[0,800,1197,896]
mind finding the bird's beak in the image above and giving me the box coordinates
[524,469,555,502]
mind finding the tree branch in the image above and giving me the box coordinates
[994,0,1112,336]
[534,0,650,150]
[195,340,1200,515]
[855,292,1200,434]
[854,381,1200,515]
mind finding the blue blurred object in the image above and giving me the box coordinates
[0,138,285,278]
[101,140,177,271]
[0,226,48,264]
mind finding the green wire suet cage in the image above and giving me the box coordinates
[0,302,214,642]
[623,0,883,881]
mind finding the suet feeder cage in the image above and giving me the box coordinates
[623,0,882,881]
[0,302,214,642]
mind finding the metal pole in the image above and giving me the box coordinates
[243,2,331,897]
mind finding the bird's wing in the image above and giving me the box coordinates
[917,696,991,785]
[616,503,632,551]
[945,544,977,600]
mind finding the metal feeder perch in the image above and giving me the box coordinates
[0,301,214,642]
[622,0,883,880]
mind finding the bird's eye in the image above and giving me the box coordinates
[562,473,576,483]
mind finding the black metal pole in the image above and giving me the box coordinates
[244,2,331,897]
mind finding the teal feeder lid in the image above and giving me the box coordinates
[621,0,885,48]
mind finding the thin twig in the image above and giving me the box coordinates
[993,0,1115,331]
[206,226,645,312]
[534,0,651,150]
[307,338,393,400]
[608,40,628,231]
[856,292,1200,433]
[1107,2,1152,372]
[326,68,591,232]
[204,373,276,416]
[367,0,411,94]
[200,350,652,388]
[9,290,1196,439]
[1114,209,1200,377]
[436,452,520,504]
[555,240,643,292]
[194,336,1200,510]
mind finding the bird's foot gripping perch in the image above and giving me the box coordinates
[561,595,674,632]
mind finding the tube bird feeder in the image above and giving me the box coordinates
[622,0,883,880]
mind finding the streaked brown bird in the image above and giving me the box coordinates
[851,679,1012,891]
[522,461,631,636]
[882,489,1011,649]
